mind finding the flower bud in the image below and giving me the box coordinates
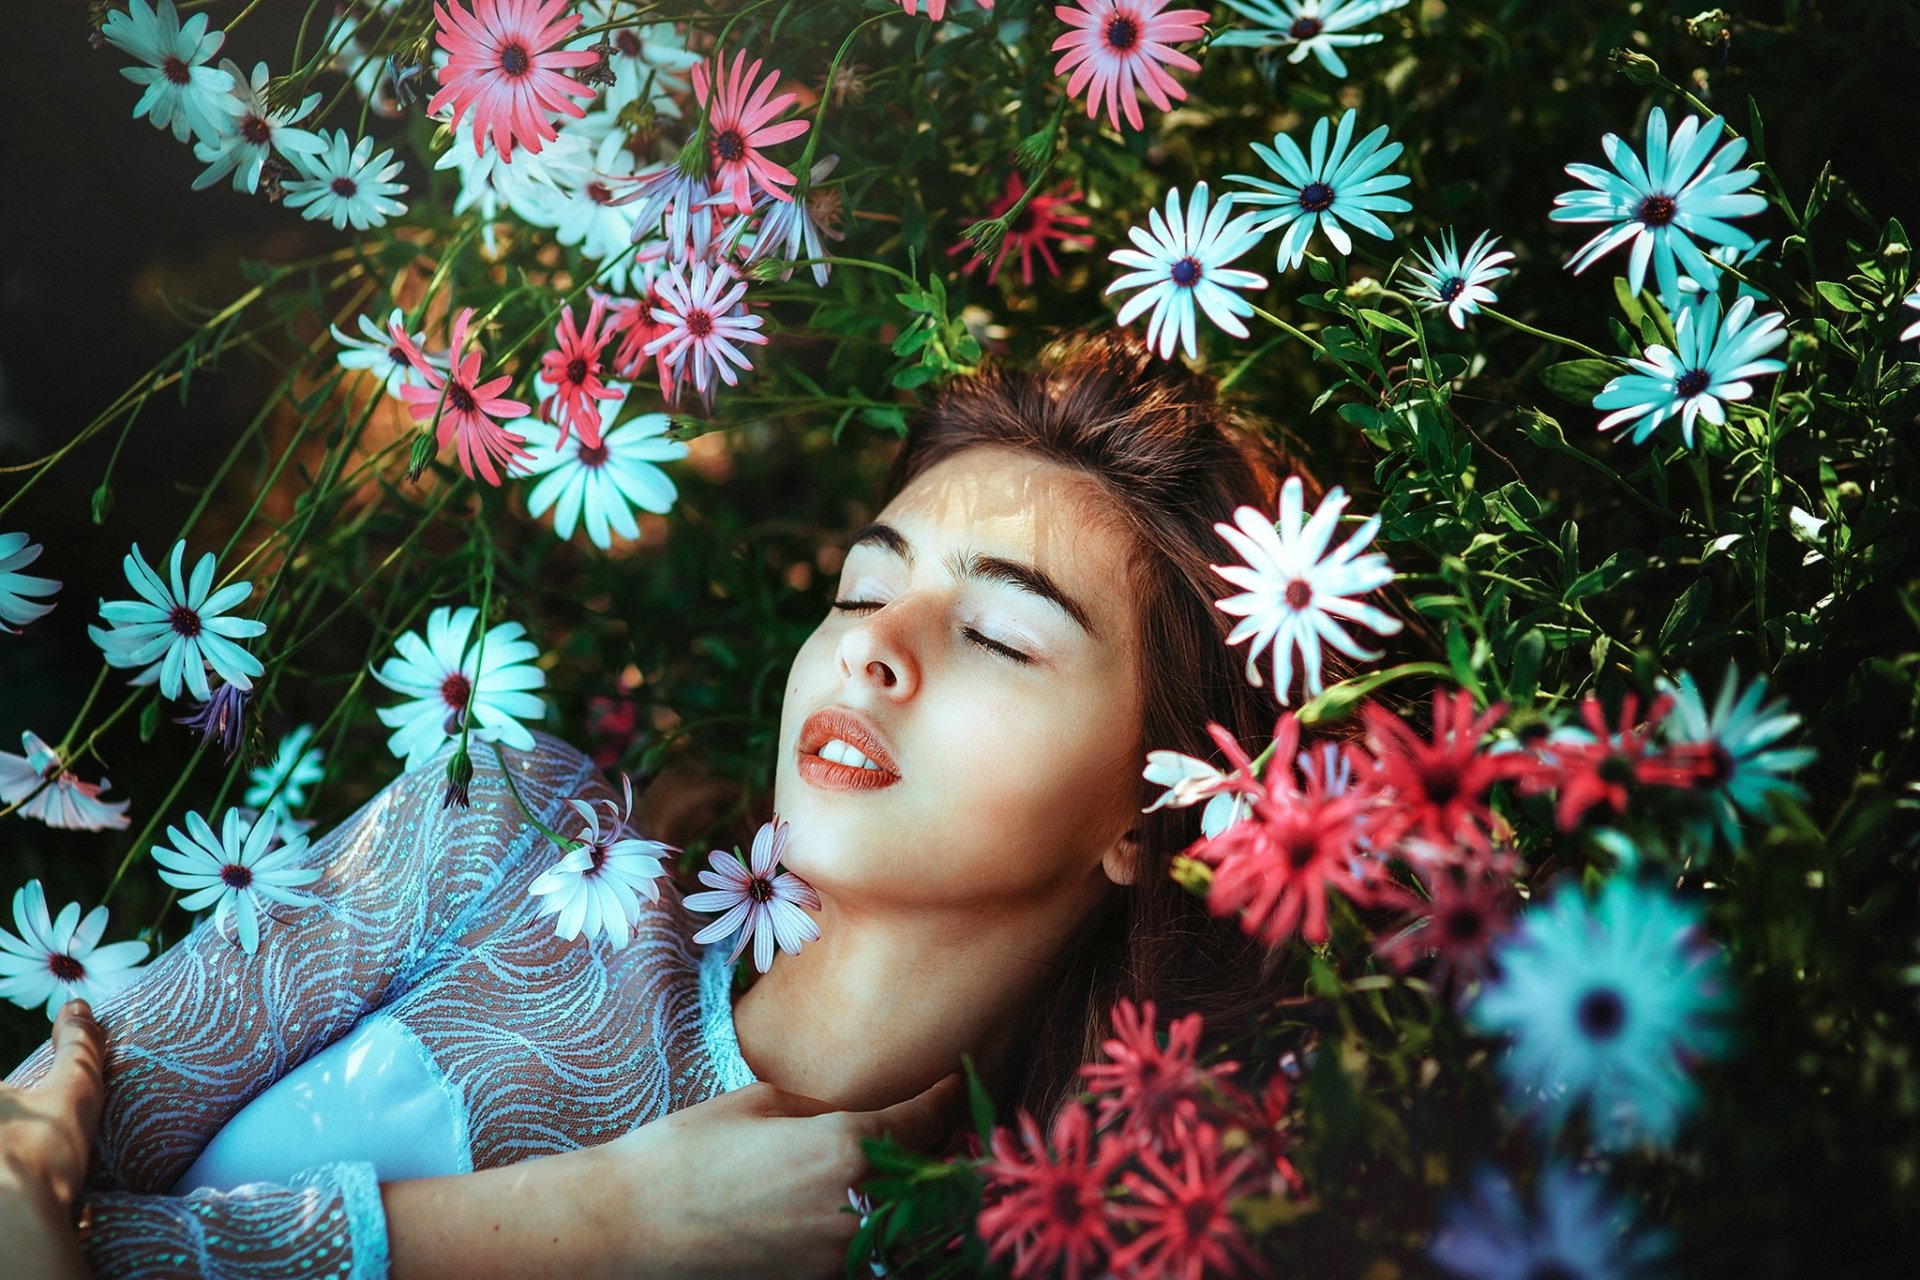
[1608,47,1663,85]
[1787,331,1821,365]
[442,746,474,811]
[407,432,437,483]
[1686,8,1732,45]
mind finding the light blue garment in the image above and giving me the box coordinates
[6,732,756,1280]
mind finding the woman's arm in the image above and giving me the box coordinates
[0,999,107,1280]
[0,1157,89,1280]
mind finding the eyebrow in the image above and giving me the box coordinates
[844,521,1101,641]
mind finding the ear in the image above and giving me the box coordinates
[1101,827,1143,887]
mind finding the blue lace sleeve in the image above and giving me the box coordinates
[5,732,598,1279]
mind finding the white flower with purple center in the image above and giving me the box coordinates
[369,605,549,771]
[507,377,688,550]
[88,540,267,702]
[100,0,243,146]
[0,881,149,1021]
[1225,107,1413,271]
[190,59,326,194]
[1211,0,1409,79]
[684,816,822,974]
[244,722,327,841]
[528,772,672,950]
[1403,228,1515,329]
[1592,292,1788,447]
[284,130,410,231]
[1105,181,1269,362]
[0,731,132,832]
[333,309,450,396]
[0,530,60,634]
[151,808,323,955]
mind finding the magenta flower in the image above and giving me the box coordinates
[537,292,622,450]
[428,0,599,161]
[642,259,768,408]
[1050,0,1209,133]
[391,307,534,486]
[692,49,812,215]
[684,816,822,973]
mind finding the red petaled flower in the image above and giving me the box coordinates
[1108,1119,1268,1280]
[391,306,534,486]
[1371,863,1519,996]
[1536,692,1703,830]
[1355,689,1543,859]
[607,283,674,390]
[1079,997,1239,1148]
[691,49,812,215]
[977,1100,1130,1280]
[537,292,622,449]
[428,0,599,161]
[948,170,1096,288]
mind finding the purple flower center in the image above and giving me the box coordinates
[441,671,473,711]
[447,383,477,414]
[221,863,253,889]
[615,31,642,56]
[748,876,774,904]
[1170,256,1202,288]
[1105,16,1139,50]
[587,181,614,205]
[499,43,531,77]
[241,114,272,146]
[162,55,191,86]
[1576,986,1627,1040]
[578,441,610,467]
[1298,181,1335,212]
[1284,579,1313,610]
[566,357,589,386]
[48,953,85,982]
[1438,276,1467,302]
[686,310,713,339]
[388,344,410,369]
[331,176,358,198]
[1289,17,1324,38]
[170,605,202,638]
[1637,193,1677,226]
[713,129,746,163]
[1676,368,1711,398]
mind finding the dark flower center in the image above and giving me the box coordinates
[241,114,272,146]
[388,343,410,369]
[331,176,358,198]
[1637,194,1677,226]
[1298,181,1335,212]
[687,310,714,339]
[713,129,746,163]
[1438,276,1467,302]
[48,953,86,982]
[1051,1182,1087,1224]
[1284,831,1319,870]
[170,605,202,638]
[1289,17,1324,38]
[447,383,478,414]
[1009,204,1036,234]
[1675,368,1711,398]
[1170,256,1203,288]
[578,441,610,467]
[1421,762,1462,806]
[586,843,609,873]
[1181,1198,1215,1236]
[162,55,191,86]
[748,876,774,904]
[1442,906,1485,943]
[1576,986,1627,1040]
[587,181,614,205]
[615,31,642,56]
[1700,742,1735,787]
[566,357,589,385]
[1284,579,1314,610]
[1106,16,1139,50]
[221,863,253,889]
[499,43,531,77]
[441,671,473,711]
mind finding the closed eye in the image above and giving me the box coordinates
[830,598,1037,666]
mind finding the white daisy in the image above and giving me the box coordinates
[1225,108,1413,271]
[1210,0,1409,78]
[566,8,700,117]
[1403,228,1515,329]
[1209,475,1404,705]
[100,0,243,146]
[321,10,404,119]
[1592,292,1788,447]
[528,772,672,950]
[642,259,769,403]
[1105,182,1269,362]
[243,722,327,840]
[507,378,688,549]
[333,308,450,396]
[0,731,132,832]
[1140,749,1253,838]
[284,130,410,231]
[0,530,60,634]
[88,540,267,702]
[533,129,653,294]
[684,817,822,974]
[1657,666,1816,845]
[151,808,323,955]
[369,605,549,770]
[189,60,327,194]
[435,109,602,253]
[0,881,149,1021]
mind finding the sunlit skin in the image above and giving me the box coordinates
[730,446,1148,1113]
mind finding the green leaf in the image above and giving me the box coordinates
[139,697,162,743]
[1612,277,1648,330]
[961,1053,995,1145]
[1295,662,1455,727]
[1815,281,1861,313]
[91,484,114,525]
[1510,628,1545,700]
[1747,94,1767,161]
[1539,359,1622,404]
[1358,308,1418,339]
[1305,252,1336,283]
[1659,578,1713,650]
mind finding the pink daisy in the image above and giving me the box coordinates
[537,292,622,449]
[691,49,811,215]
[608,282,676,393]
[1532,692,1705,831]
[642,259,769,408]
[1372,864,1518,998]
[1352,689,1546,859]
[948,170,1097,288]
[1050,0,1209,134]
[897,0,995,20]
[1079,998,1239,1148]
[683,815,821,973]
[977,1100,1129,1280]
[428,0,600,162]
[391,307,535,487]
[1109,1119,1267,1280]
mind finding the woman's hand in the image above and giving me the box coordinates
[0,999,107,1217]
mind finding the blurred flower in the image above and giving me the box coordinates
[1551,107,1767,307]
[1226,107,1413,271]
[1531,692,1703,831]
[1467,876,1735,1152]
[898,0,996,20]
[643,259,768,406]
[190,59,325,193]
[692,49,811,214]
[685,816,821,973]
[1105,182,1268,362]
[733,155,848,289]
[333,309,449,397]
[0,531,60,634]
[0,731,131,832]
[1673,237,1770,304]
[89,540,267,701]
[152,808,322,955]
[244,722,325,842]
[390,306,535,485]
[429,0,599,161]
[509,378,688,548]
[100,0,242,146]
[1657,665,1815,845]
[608,280,675,388]
[1593,292,1787,447]
[369,604,549,770]
[538,293,622,449]
[1211,0,1409,78]
[1372,864,1518,997]
[284,130,410,230]
[566,9,699,116]
[322,10,402,118]
[1209,475,1402,705]
[976,1100,1127,1280]
[949,170,1094,289]
[0,881,149,1021]
[173,678,250,762]
[1429,1161,1675,1280]
[1080,998,1240,1147]
[1109,1120,1267,1279]
[538,130,651,294]
[1404,228,1515,329]
[528,772,673,950]
[1051,0,1209,133]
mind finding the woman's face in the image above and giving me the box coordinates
[773,445,1146,912]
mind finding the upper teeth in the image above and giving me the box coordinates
[819,738,883,771]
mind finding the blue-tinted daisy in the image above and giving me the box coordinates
[1224,108,1412,271]
[728,155,847,289]
[1902,288,1920,349]
[1105,182,1269,362]
[284,130,410,231]
[535,130,652,294]
[333,308,450,396]
[151,808,322,955]
[1210,0,1409,78]
[1140,749,1253,839]
[244,722,327,840]
[100,0,243,146]
[88,540,267,702]
[1592,292,1788,446]
[1674,238,1770,305]
[0,731,132,832]
[0,881,149,1021]
[507,379,688,549]
[1466,875,1736,1152]
[528,772,672,949]
[369,605,549,770]
[0,531,60,634]
[1657,666,1815,845]
[1552,107,1767,307]
[189,60,326,194]
[1209,475,1403,706]
[1403,229,1515,329]
[1429,1161,1675,1280]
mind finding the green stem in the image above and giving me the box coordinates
[1480,307,1617,362]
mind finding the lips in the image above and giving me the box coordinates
[797,707,902,779]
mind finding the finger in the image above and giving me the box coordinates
[47,1001,107,1124]
[858,1072,967,1155]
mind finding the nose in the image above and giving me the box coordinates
[835,602,920,700]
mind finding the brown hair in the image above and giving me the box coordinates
[875,326,1334,1127]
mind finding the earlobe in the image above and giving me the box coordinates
[1102,828,1143,887]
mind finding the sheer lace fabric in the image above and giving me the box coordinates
[6,730,754,1278]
